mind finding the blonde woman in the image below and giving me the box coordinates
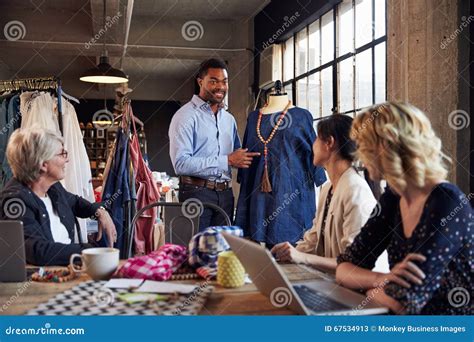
[336,102,473,315]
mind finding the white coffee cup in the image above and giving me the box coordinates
[70,248,119,281]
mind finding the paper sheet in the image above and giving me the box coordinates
[135,280,197,294]
[105,279,144,289]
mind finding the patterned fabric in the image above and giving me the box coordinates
[188,226,243,278]
[195,266,216,280]
[27,280,213,316]
[116,244,187,281]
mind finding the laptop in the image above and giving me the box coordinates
[222,232,388,315]
[0,221,26,282]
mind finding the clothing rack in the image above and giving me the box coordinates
[0,76,64,135]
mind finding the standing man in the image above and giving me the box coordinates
[169,58,259,231]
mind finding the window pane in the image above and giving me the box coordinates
[339,56,354,112]
[272,44,282,82]
[296,29,308,76]
[284,82,293,103]
[321,10,334,64]
[355,49,372,109]
[375,0,386,39]
[355,0,372,48]
[308,72,321,118]
[338,0,354,56]
[308,20,320,70]
[297,78,308,108]
[375,42,386,103]
[283,37,294,81]
[321,67,333,115]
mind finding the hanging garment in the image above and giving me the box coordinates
[1,95,20,187]
[128,105,160,255]
[20,92,60,134]
[0,99,8,187]
[60,97,95,241]
[101,125,132,257]
[235,107,327,245]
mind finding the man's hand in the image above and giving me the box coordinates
[228,148,260,168]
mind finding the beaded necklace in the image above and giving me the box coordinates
[256,101,291,192]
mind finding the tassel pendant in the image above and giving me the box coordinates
[261,145,272,193]
[256,101,291,193]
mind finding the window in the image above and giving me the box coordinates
[296,30,308,76]
[308,20,320,70]
[283,36,294,82]
[278,0,386,118]
[308,72,321,117]
[321,10,334,65]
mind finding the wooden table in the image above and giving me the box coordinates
[0,264,323,315]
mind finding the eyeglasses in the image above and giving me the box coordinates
[56,150,68,159]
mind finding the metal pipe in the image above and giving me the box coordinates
[120,0,134,69]
[0,39,251,52]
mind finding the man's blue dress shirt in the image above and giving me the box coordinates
[169,95,241,182]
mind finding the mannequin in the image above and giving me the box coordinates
[261,81,294,114]
[235,80,327,247]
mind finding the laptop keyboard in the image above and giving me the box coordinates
[293,285,349,313]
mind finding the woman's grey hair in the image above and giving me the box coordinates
[6,127,63,184]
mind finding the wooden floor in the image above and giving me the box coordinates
[0,264,327,315]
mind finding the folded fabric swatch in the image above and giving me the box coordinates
[116,244,187,281]
[188,226,243,278]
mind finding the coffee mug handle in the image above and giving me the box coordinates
[69,254,85,273]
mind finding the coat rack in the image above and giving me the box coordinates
[0,76,63,135]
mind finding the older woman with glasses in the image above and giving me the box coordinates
[0,128,116,266]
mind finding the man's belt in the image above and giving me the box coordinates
[180,176,231,191]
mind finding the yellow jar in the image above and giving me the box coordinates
[217,251,245,288]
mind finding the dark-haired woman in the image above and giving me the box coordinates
[271,115,376,272]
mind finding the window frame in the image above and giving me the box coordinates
[278,0,387,118]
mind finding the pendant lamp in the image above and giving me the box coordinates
[80,0,128,84]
